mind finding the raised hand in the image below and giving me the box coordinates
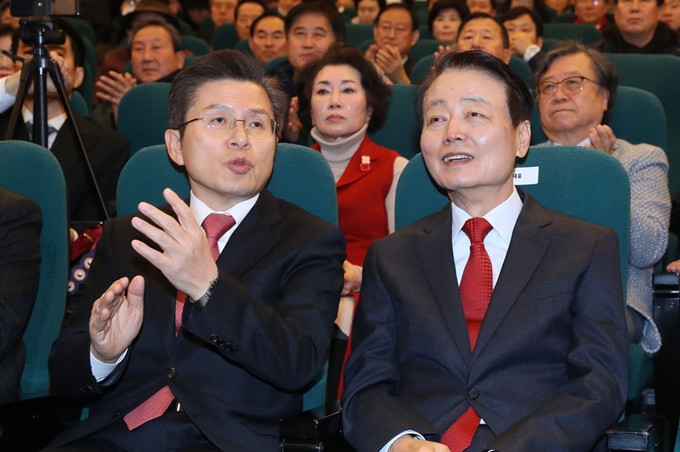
[389,436,451,452]
[95,70,137,123]
[89,276,145,363]
[130,189,218,301]
[588,124,617,155]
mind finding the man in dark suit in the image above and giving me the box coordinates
[0,187,41,403]
[0,19,129,223]
[47,50,345,451]
[341,50,628,452]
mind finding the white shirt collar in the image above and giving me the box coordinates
[22,106,67,131]
[190,191,259,229]
[451,187,523,245]
[549,137,590,147]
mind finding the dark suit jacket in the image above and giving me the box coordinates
[0,188,42,403]
[48,190,346,451]
[342,189,628,452]
[0,110,129,223]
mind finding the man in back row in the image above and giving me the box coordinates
[47,50,345,451]
[342,50,628,452]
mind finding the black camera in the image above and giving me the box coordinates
[10,0,80,17]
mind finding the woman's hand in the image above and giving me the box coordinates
[342,260,362,296]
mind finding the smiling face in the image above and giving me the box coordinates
[311,64,371,140]
[456,17,511,63]
[165,79,277,211]
[537,52,609,145]
[420,68,530,213]
[130,25,185,83]
[286,13,336,71]
[433,8,463,46]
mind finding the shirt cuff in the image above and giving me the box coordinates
[90,349,127,382]
[379,430,426,452]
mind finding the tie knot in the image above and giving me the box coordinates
[202,213,236,240]
[462,217,493,243]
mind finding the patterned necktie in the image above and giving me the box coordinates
[25,122,58,142]
[123,213,236,431]
[441,217,493,452]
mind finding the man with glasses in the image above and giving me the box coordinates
[594,0,680,54]
[47,50,346,451]
[535,40,670,357]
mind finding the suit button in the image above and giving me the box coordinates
[113,409,122,418]
[166,367,177,379]
[228,344,238,354]
[217,339,227,348]
[210,334,220,343]
[467,388,480,400]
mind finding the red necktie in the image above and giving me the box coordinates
[441,217,493,451]
[123,213,235,430]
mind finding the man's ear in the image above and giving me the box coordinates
[166,129,185,167]
[502,47,512,64]
[410,29,420,47]
[515,119,531,158]
[73,66,84,89]
[537,36,543,49]
[176,50,186,70]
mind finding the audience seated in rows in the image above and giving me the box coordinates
[534,40,670,354]
[248,11,287,64]
[498,0,552,25]
[428,0,470,47]
[0,19,129,224]
[595,0,680,55]
[96,18,185,124]
[501,6,546,69]
[574,0,612,30]
[235,0,267,41]
[366,3,420,84]
[0,187,41,403]
[296,42,409,405]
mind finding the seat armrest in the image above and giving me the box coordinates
[606,414,668,451]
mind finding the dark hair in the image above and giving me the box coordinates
[129,18,184,52]
[501,6,543,38]
[375,3,419,30]
[284,1,345,42]
[169,50,287,137]
[11,18,85,69]
[416,49,532,127]
[456,12,509,48]
[296,43,391,134]
[235,0,267,21]
[250,11,285,37]
[352,0,386,11]
[428,0,470,33]
[498,0,551,24]
[533,40,618,124]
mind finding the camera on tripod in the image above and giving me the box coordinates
[10,0,79,17]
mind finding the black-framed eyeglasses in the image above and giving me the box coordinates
[536,76,600,98]
[177,113,278,137]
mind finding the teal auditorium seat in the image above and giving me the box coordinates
[265,55,288,73]
[117,83,172,157]
[409,39,441,63]
[67,18,97,45]
[344,23,374,48]
[508,55,532,88]
[235,39,253,55]
[213,23,240,50]
[543,23,602,43]
[604,54,680,193]
[182,36,211,56]
[0,141,68,397]
[71,91,89,117]
[369,84,421,159]
[395,147,649,402]
[116,143,339,411]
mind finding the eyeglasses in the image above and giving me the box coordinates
[178,113,278,137]
[536,75,600,98]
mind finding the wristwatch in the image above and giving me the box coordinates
[191,274,218,308]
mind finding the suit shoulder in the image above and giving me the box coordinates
[274,196,341,235]
[74,114,130,148]
[0,188,42,225]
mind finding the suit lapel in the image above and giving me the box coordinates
[51,113,91,176]
[472,191,553,359]
[415,206,473,371]
[216,189,282,276]
[335,136,380,188]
